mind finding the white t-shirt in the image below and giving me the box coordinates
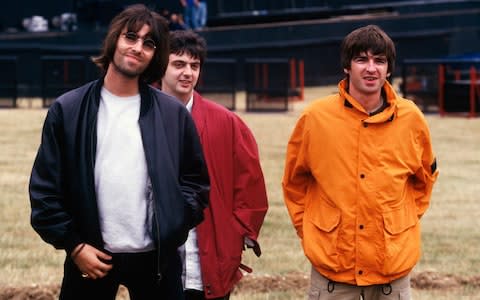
[94,87,154,253]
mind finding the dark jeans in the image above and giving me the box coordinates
[60,250,184,300]
[185,289,230,300]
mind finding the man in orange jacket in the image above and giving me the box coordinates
[282,24,438,299]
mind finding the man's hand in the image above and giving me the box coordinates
[244,237,262,257]
[71,243,113,279]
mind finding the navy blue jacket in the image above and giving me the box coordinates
[29,78,209,276]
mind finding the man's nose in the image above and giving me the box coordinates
[132,39,143,52]
[366,59,376,71]
[183,64,193,75]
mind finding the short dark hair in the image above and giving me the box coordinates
[91,4,169,83]
[168,30,207,68]
[340,24,396,75]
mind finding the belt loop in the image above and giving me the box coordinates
[327,280,335,293]
[381,283,392,295]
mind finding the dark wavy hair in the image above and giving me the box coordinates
[91,4,169,83]
[340,24,396,75]
[168,30,207,68]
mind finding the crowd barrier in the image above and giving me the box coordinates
[245,58,304,112]
[0,54,304,112]
[41,55,93,107]
[0,56,18,108]
[401,58,480,117]
[196,58,238,111]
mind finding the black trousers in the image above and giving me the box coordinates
[59,250,184,300]
[185,289,230,300]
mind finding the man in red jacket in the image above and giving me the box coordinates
[160,30,269,300]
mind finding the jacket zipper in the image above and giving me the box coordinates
[89,117,96,174]
[140,119,163,283]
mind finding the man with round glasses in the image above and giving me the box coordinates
[29,4,209,299]
[122,31,157,52]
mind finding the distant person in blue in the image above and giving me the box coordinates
[180,0,197,29]
[195,0,207,29]
[169,13,187,31]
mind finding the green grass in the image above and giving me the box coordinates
[1,89,480,298]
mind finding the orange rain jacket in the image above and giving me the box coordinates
[282,79,438,286]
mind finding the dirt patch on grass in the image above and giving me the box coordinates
[236,271,480,293]
[410,271,480,289]
[0,284,59,300]
[2,271,480,299]
[0,284,128,300]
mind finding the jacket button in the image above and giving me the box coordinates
[360,174,365,179]
[358,270,363,275]
[359,224,364,229]
[363,122,368,128]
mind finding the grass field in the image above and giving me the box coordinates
[1,85,479,299]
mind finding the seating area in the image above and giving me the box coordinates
[1,1,479,102]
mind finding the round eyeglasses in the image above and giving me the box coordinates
[122,32,157,52]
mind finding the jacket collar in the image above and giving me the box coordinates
[190,91,206,137]
[138,81,152,117]
[92,77,152,117]
[339,79,397,124]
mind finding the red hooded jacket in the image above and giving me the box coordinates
[191,92,268,298]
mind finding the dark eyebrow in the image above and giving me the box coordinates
[172,59,200,64]
[127,30,153,39]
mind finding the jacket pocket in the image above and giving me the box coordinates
[303,200,342,271]
[381,203,420,275]
[383,204,418,235]
[308,200,341,233]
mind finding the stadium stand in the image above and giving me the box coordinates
[0,0,478,113]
